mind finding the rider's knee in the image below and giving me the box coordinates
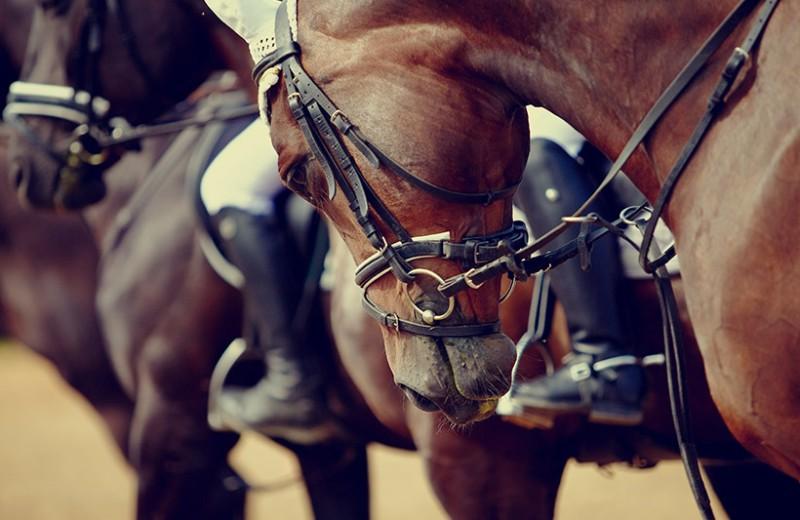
[524,138,582,185]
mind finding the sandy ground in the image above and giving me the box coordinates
[0,344,724,519]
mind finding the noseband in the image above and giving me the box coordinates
[259,1,529,338]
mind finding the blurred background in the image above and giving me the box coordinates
[0,341,720,519]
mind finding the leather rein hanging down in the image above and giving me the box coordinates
[258,0,780,517]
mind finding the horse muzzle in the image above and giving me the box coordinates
[389,332,516,424]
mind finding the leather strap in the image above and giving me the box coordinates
[251,42,300,81]
[355,222,528,287]
[639,0,781,273]
[511,0,766,259]
[361,294,501,337]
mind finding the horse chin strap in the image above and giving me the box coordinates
[260,0,527,338]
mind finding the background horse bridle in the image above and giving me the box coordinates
[258,1,780,518]
[3,0,258,208]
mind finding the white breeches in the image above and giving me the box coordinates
[200,119,284,216]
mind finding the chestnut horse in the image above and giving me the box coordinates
[259,0,800,478]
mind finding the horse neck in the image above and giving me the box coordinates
[81,138,166,246]
[490,0,743,204]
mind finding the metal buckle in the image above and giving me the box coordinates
[620,205,653,226]
[561,214,598,224]
[569,362,592,382]
[463,268,485,290]
[592,355,639,372]
[733,47,751,66]
[385,313,400,332]
[498,276,516,304]
[469,241,486,265]
[286,92,303,109]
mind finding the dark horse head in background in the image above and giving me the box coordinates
[5,0,241,209]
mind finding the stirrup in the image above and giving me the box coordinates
[208,338,261,431]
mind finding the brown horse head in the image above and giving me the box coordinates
[262,0,800,476]
[7,0,245,209]
[264,1,531,423]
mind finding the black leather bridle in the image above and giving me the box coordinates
[258,0,530,338]
[256,0,780,517]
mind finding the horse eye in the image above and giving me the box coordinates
[285,157,328,206]
[285,160,314,201]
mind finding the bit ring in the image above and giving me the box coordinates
[402,268,456,325]
[499,276,517,304]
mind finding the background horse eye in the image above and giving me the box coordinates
[39,0,72,15]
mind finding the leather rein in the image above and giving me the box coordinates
[258,0,780,518]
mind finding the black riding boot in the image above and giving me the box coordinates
[213,206,337,443]
[512,138,645,425]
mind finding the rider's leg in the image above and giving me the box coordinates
[513,138,644,425]
[201,119,334,441]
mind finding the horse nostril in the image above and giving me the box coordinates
[10,159,25,189]
[398,384,440,412]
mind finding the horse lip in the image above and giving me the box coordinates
[439,396,498,425]
[397,381,498,424]
[399,384,440,412]
[11,158,32,206]
[442,333,516,401]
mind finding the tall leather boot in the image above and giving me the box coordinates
[213,206,337,443]
[513,138,645,425]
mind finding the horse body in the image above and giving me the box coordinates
[489,0,800,477]
[0,128,134,452]
[8,2,388,517]
[265,0,800,480]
